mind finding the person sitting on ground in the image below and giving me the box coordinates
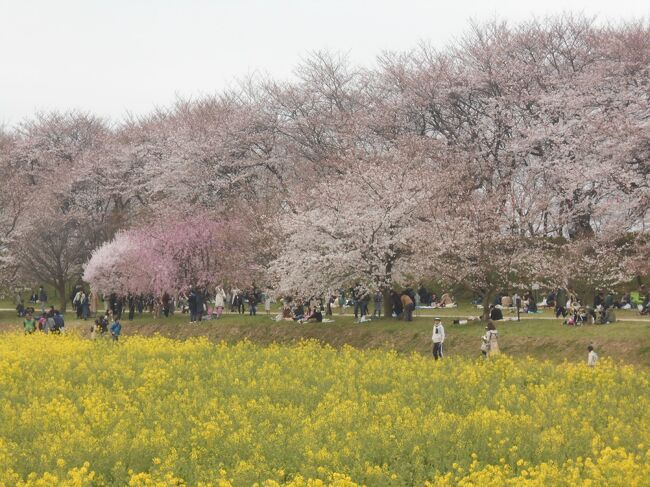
[293,302,305,321]
[489,305,503,321]
[438,293,454,307]
[53,310,65,333]
[280,305,293,321]
[23,312,36,334]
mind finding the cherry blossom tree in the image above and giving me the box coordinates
[83,210,259,297]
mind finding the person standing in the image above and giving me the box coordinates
[38,286,47,314]
[373,291,383,318]
[432,317,445,360]
[110,318,122,341]
[482,321,500,357]
[587,345,599,366]
[187,286,198,323]
[248,286,258,316]
[214,286,227,318]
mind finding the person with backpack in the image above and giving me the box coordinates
[432,317,445,360]
[482,321,500,357]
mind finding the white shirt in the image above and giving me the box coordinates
[432,323,445,343]
[588,350,598,366]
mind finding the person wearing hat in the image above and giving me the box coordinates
[432,317,445,360]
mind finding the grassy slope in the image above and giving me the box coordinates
[2,304,649,367]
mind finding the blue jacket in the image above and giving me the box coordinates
[110,321,122,336]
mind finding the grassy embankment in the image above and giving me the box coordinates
[2,303,649,367]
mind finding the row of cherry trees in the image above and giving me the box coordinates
[1,15,648,310]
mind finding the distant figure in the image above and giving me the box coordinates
[401,292,414,321]
[438,293,454,307]
[482,321,500,357]
[110,319,122,341]
[587,345,598,366]
[214,286,227,318]
[489,305,503,321]
[431,317,445,360]
[38,286,47,314]
[23,313,36,334]
[264,294,272,315]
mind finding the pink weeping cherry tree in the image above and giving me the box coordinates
[83,210,259,298]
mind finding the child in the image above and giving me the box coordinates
[587,345,598,366]
[23,313,36,334]
[110,318,122,341]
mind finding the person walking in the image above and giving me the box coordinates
[482,320,500,357]
[432,317,445,360]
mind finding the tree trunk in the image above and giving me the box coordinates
[481,289,494,322]
[56,282,67,312]
[383,289,393,318]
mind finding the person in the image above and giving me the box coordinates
[110,318,122,341]
[391,290,403,318]
[214,286,227,318]
[373,291,382,318]
[53,310,65,333]
[187,286,198,323]
[501,295,513,308]
[128,294,135,321]
[432,317,445,360]
[587,345,598,366]
[264,293,272,316]
[555,287,568,318]
[489,305,503,321]
[337,293,346,315]
[482,321,500,357]
[281,305,293,321]
[401,292,414,321]
[23,312,36,334]
[438,293,454,307]
[248,286,258,316]
[81,291,90,320]
[38,286,47,314]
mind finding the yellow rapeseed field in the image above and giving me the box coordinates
[0,333,649,486]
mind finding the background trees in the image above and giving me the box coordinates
[1,15,647,303]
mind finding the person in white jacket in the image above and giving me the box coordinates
[587,345,599,366]
[214,286,227,319]
[432,317,445,360]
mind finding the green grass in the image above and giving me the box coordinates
[2,304,649,367]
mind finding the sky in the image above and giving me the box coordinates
[1,0,648,126]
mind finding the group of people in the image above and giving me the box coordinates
[90,311,122,340]
[22,307,65,334]
[430,316,598,366]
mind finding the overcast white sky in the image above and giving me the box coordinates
[1,0,648,126]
